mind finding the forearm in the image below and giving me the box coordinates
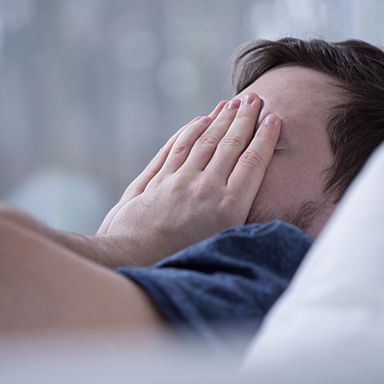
[0,218,164,334]
[0,205,139,267]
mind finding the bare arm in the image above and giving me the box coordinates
[0,102,228,266]
[0,216,164,334]
[0,205,130,266]
[1,93,281,268]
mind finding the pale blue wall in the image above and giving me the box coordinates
[1,0,383,232]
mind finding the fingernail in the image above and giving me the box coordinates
[241,93,256,105]
[227,99,241,110]
[264,114,278,127]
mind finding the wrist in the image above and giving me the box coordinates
[81,234,131,267]
[89,232,156,267]
[0,204,163,267]
[48,231,127,268]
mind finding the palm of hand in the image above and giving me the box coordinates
[97,96,281,265]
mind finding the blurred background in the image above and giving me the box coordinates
[0,0,383,233]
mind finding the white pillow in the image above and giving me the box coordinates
[242,143,384,384]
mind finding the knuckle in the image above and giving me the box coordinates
[219,135,242,148]
[165,176,185,195]
[198,135,218,146]
[145,174,162,189]
[216,195,239,226]
[190,181,214,201]
[217,108,234,121]
[234,111,250,120]
[171,143,189,155]
[239,149,266,168]
[169,179,182,193]
[256,128,274,139]
[218,195,236,214]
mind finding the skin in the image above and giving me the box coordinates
[0,92,281,333]
[238,66,344,238]
[0,66,345,334]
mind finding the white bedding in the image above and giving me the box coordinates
[1,145,383,384]
[243,143,384,383]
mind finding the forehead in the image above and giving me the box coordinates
[238,65,343,133]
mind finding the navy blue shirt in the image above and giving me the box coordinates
[116,221,312,350]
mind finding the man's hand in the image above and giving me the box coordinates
[96,92,281,266]
[0,93,281,268]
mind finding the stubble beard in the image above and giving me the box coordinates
[246,200,325,235]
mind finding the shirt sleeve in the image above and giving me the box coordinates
[115,220,312,350]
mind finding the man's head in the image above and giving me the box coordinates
[231,38,384,238]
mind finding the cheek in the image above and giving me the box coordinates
[255,160,299,211]
[252,153,329,213]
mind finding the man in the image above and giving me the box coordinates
[1,38,383,347]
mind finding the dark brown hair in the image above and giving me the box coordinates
[231,38,384,201]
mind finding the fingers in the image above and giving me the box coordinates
[99,116,201,234]
[122,100,227,201]
[182,98,242,171]
[204,92,262,178]
[120,120,190,201]
[156,100,226,175]
[209,100,227,120]
[155,116,212,174]
[227,113,281,204]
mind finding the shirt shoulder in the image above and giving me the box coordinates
[116,221,313,351]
